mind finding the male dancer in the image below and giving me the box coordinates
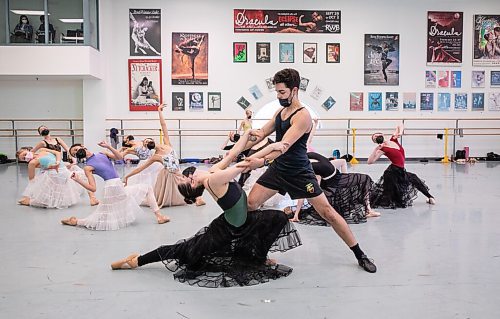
[239,68,376,273]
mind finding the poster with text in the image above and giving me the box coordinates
[451,71,462,88]
[489,93,500,111]
[129,9,161,56]
[427,11,463,65]
[234,9,341,33]
[265,77,275,91]
[364,34,399,85]
[473,15,500,66]
[172,32,208,85]
[471,70,485,88]
[368,92,383,111]
[233,42,247,62]
[385,92,399,111]
[310,86,323,100]
[491,71,500,87]
[472,93,485,111]
[420,93,434,111]
[299,77,310,91]
[322,96,336,111]
[438,71,450,88]
[454,93,467,111]
[249,85,263,100]
[279,43,294,63]
[403,93,416,111]
[128,59,162,111]
[189,92,204,111]
[207,92,221,111]
[303,43,317,63]
[256,43,271,63]
[326,43,340,63]
[438,93,451,111]
[172,92,185,111]
[425,70,437,88]
[237,96,251,109]
[350,92,364,111]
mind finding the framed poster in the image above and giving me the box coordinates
[299,77,310,91]
[322,96,336,111]
[473,15,500,66]
[326,43,340,63]
[454,93,467,111]
[350,92,364,111]
[471,70,485,88]
[279,43,294,63]
[438,71,450,88]
[249,85,263,100]
[265,77,275,91]
[438,93,451,111]
[488,93,500,111]
[491,71,500,87]
[420,93,434,111]
[427,11,463,65]
[172,33,208,85]
[403,93,417,111]
[256,42,271,63]
[237,96,251,109]
[128,59,162,111]
[368,92,382,111]
[189,92,204,111]
[303,43,317,63]
[385,92,399,111]
[310,86,323,100]
[233,42,247,63]
[472,93,485,111]
[207,92,221,111]
[129,9,161,56]
[364,34,400,85]
[425,71,437,88]
[451,71,462,88]
[172,92,185,111]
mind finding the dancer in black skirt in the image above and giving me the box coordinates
[367,123,436,208]
[110,129,301,288]
[289,151,379,225]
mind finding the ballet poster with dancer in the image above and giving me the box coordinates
[368,92,383,111]
[172,32,208,85]
[172,92,185,111]
[129,9,161,56]
[128,59,162,111]
[189,92,204,111]
[350,92,363,111]
[454,93,468,111]
[473,15,500,66]
[438,93,451,111]
[488,93,500,111]
[427,11,463,65]
[233,9,341,34]
[207,92,221,111]
[472,93,485,111]
[385,92,399,111]
[403,93,417,111]
[364,34,399,85]
[420,93,434,111]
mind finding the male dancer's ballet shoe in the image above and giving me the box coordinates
[156,214,170,224]
[111,253,140,270]
[61,216,78,226]
[358,255,377,273]
[427,197,436,205]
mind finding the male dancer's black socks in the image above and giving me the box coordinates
[350,243,365,260]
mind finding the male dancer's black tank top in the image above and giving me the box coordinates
[274,107,311,173]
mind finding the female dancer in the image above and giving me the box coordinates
[121,137,163,188]
[61,141,170,230]
[110,130,301,288]
[238,109,253,134]
[123,105,205,207]
[288,152,378,225]
[368,123,436,208]
[31,125,99,206]
[16,148,83,208]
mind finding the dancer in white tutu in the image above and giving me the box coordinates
[16,148,83,209]
[123,105,205,207]
[121,137,163,189]
[31,125,99,206]
[61,141,170,231]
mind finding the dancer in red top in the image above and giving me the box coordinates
[367,123,436,208]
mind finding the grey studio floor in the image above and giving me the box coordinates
[1,161,499,319]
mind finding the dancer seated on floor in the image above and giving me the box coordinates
[61,141,170,230]
[123,105,205,207]
[120,137,164,189]
[110,130,301,288]
[287,152,379,225]
[367,123,436,208]
[16,148,84,208]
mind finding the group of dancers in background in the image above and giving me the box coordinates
[15,68,436,288]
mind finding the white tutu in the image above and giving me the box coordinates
[22,165,83,209]
[242,167,294,209]
[127,160,163,188]
[79,178,150,231]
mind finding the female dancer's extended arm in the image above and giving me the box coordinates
[158,104,172,146]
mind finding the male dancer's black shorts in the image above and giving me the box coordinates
[256,164,323,200]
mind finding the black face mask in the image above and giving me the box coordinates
[122,141,132,147]
[40,129,50,136]
[182,166,196,177]
[75,148,87,159]
[278,91,294,107]
[146,141,156,150]
[247,115,252,119]
[375,136,384,144]
[231,133,241,143]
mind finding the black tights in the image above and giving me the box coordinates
[407,172,433,199]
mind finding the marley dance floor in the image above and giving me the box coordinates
[1,161,499,319]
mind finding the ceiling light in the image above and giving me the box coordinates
[11,10,50,16]
[59,19,84,23]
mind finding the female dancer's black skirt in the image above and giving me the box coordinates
[154,209,301,288]
[297,173,374,225]
[370,164,429,209]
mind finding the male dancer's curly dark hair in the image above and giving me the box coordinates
[272,68,300,90]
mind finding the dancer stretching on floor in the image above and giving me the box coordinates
[368,123,436,208]
[110,129,301,288]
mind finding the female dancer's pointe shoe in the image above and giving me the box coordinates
[366,210,381,218]
[18,198,30,206]
[427,197,436,205]
[61,216,78,226]
[265,258,277,266]
[111,253,139,270]
[89,198,99,206]
[195,197,206,206]
[156,214,170,224]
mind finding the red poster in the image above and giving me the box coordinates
[128,59,162,111]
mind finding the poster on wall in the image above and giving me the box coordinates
[322,96,336,111]
[425,71,437,88]
[234,9,341,34]
[471,70,485,88]
[385,92,399,111]
[237,96,251,109]
[350,92,364,111]
[368,92,383,111]
[207,92,221,111]
[249,85,263,100]
[364,34,399,85]
[420,93,434,111]
[233,42,248,62]
[403,93,417,111]
[172,32,208,85]
[472,93,485,111]
[473,15,500,66]
[326,43,340,63]
[128,59,162,111]
[489,93,500,111]
[310,86,323,100]
[279,43,294,63]
[491,71,500,87]
[427,11,463,65]
[438,93,451,111]
[438,71,450,88]
[265,77,275,91]
[189,92,204,111]
[256,43,271,63]
[454,93,468,111]
[299,77,310,91]
[172,92,185,111]
[451,71,462,88]
[129,9,161,56]
[303,43,317,63]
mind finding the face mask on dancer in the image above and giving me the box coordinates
[375,135,384,144]
[24,151,34,162]
[182,166,196,177]
[75,148,87,159]
[146,141,155,150]
[40,129,50,136]
[278,89,295,107]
